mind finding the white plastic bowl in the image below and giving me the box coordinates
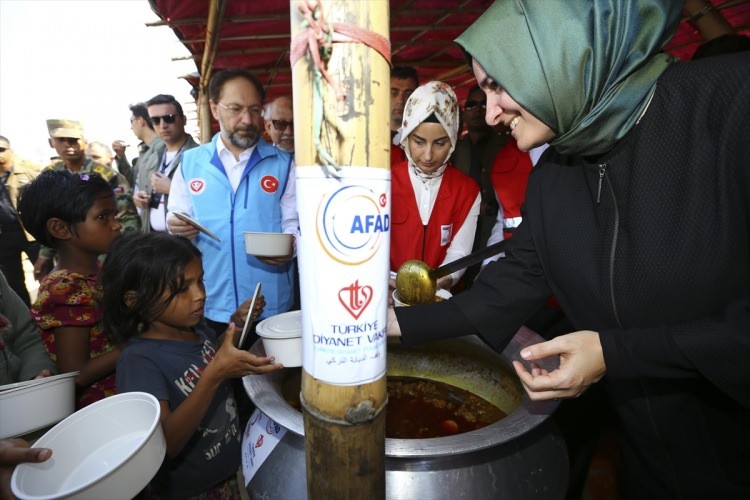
[392,288,452,307]
[11,392,166,500]
[256,310,302,367]
[244,232,293,257]
[0,371,77,438]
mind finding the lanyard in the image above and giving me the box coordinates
[158,139,189,175]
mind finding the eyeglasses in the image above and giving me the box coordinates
[270,119,293,131]
[218,102,262,118]
[150,115,178,125]
[0,147,6,152]
[464,101,486,111]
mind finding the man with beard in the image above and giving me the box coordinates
[167,69,297,334]
[135,95,197,232]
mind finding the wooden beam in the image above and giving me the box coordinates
[197,0,226,143]
[291,1,390,498]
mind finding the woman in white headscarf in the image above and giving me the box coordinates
[389,81,480,294]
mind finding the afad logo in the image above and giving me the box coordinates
[189,178,206,195]
[316,185,389,265]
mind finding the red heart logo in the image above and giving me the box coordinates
[338,281,373,320]
[189,179,205,193]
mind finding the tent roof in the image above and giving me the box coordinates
[148,0,750,101]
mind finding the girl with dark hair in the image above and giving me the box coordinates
[17,169,122,408]
[100,231,280,499]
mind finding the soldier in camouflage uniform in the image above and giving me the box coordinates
[32,119,140,280]
[0,135,41,306]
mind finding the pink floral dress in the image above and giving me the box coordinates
[32,269,116,408]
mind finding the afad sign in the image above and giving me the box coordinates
[316,185,389,265]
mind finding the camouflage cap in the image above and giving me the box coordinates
[46,119,84,139]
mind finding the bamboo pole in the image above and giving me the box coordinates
[290,1,390,498]
[197,0,225,143]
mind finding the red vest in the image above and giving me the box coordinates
[391,145,406,165]
[489,139,533,240]
[390,160,480,271]
[489,140,559,308]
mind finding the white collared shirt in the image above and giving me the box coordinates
[167,136,299,237]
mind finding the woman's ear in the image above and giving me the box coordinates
[123,291,138,308]
[46,218,72,240]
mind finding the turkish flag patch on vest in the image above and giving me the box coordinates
[260,175,279,193]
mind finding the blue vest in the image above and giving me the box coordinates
[180,135,295,322]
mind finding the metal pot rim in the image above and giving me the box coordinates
[243,327,559,458]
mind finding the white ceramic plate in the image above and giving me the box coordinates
[173,212,221,242]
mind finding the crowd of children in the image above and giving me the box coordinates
[7,170,279,498]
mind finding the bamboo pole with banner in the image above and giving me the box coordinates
[290,1,391,497]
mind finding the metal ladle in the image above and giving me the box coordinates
[395,240,508,305]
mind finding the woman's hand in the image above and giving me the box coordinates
[436,276,452,291]
[511,330,606,400]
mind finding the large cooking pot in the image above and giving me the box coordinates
[243,327,568,499]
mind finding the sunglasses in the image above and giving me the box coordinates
[270,119,293,131]
[464,101,486,111]
[150,114,178,125]
[0,147,6,152]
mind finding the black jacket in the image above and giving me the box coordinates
[397,53,750,497]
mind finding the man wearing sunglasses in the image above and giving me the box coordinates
[263,96,294,153]
[134,94,198,233]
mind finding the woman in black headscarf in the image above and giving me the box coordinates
[388,1,750,496]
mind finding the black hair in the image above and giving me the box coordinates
[101,231,202,340]
[17,170,114,248]
[423,113,440,124]
[391,66,419,84]
[129,102,154,130]
[146,94,184,117]
[208,68,265,104]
